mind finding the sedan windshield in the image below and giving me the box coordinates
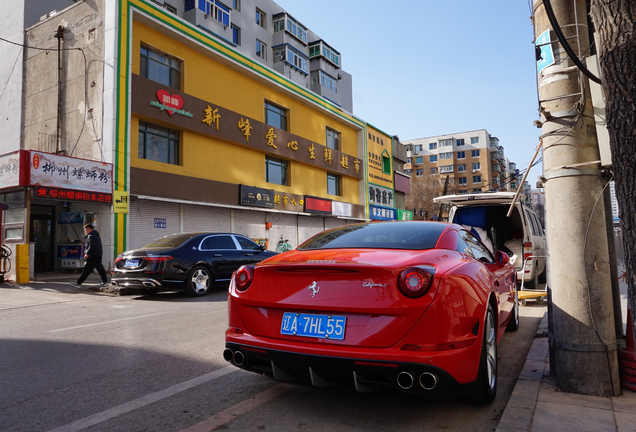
[298,221,446,251]
[142,233,198,249]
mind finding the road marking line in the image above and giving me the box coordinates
[47,312,172,333]
[180,383,295,432]
[46,366,237,432]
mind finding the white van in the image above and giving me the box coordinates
[434,192,546,289]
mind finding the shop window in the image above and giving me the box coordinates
[138,121,180,165]
[266,156,288,185]
[140,45,181,90]
[327,173,341,196]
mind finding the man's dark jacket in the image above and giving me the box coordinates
[85,230,103,258]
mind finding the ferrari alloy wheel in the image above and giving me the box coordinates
[469,304,497,404]
[506,290,520,332]
[185,265,211,296]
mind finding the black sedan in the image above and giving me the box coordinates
[111,233,277,296]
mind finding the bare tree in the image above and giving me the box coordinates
[406,173,443,220]
[589,0,636,345]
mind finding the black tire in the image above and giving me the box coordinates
[184,265,212,296]
[506,291,520,332]
[469,304,498,404]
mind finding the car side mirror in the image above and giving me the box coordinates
[495,250,510,266]
[259,245,266,252]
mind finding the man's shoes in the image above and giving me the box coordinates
[100,282,110,287]
[70,282,81,288]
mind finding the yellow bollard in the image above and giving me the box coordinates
[15,244,29,284]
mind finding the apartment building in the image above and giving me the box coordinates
[402,129,516,194]
[0,0,398,277]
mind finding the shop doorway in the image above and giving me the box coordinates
[30,205,55,272]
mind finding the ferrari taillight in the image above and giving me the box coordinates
[398,267,434,298]
[235,265,254,291]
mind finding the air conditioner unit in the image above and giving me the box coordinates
[471,169,476,173]
[415,164,420,167]
[204,13,209,19]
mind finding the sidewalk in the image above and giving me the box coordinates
[3,271,137,295]
[497,311,636,432]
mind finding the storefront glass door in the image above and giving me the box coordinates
[30,205,55,272]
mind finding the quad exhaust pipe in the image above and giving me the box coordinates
[223,348,245,366]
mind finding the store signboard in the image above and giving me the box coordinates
[30,151,113,194]
[368,184,394,208]
[240,185,275,208]
[332,201,352,217]
[0,150,28,189]
[397,209,413,221]
[370,205,396,221]
[33,186,112,204]
[304,196,332,216]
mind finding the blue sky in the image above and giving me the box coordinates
[274,0,542,180]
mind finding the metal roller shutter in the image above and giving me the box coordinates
[268,213,298,251]
[129,199,180,250]
[298,216,325,244]
[183,204,231,233]
[325,217,348,230]
[233,210,267,239]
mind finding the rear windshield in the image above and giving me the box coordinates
[142,233,197,249]
[298,221,446,250]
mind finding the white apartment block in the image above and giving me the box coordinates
[402,129,518,194]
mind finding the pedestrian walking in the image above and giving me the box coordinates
[71,224,109,287]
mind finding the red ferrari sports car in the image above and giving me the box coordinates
[224,221,518,403]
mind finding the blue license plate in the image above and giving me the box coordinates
[124,259,140,267]
[280,312,346,340]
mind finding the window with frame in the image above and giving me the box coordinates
[310,70,337,92]
[471,136,479,144]
[458,177,467,185]
[255,8,266,28]
[326,127,340,150]
[308,41,340,66]
[273,14,307,43]
[416,169,424,176]
[138,121,179,165]
[266,156,288,185]
[457,164,466,172]
[231,25,240,45]
[471,149,480,157]
[439,165,454,173]
[430,167,438,174]
[415,156,423,164]
[232,0,240,11]
[274,45,308,73]
[382,154,391,174]
[472,162,481,171]
[186,1,230,25]
[256,39,267,60]
[406,157,411,164]
[327,173,341,195]
[457,151,465,159]
[140,45,181,89]
[414,144,423,152]
[456,138,465,146]
[439,139,453,147]
[439,152,453,160]
[429,142,437,150]
[429,155,437,163]
[265,101,287,130]
[404,169,412,175]
[472,175,482,183]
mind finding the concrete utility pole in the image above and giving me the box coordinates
[533,0,620,395]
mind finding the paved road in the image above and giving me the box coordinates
[0,280,546,432]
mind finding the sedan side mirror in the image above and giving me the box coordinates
[495,250,510,266]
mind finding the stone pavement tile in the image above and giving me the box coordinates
[508,379,542,408]
[497,406,534,432]
[526,338,549,361]
[612,389,636,414]
[530,401,616,432]
[538,382,613,410]
[614,411,636,432]
[519,359,547,382]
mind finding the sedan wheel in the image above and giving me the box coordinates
[185,265,212,296]
[469,304,497,404]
